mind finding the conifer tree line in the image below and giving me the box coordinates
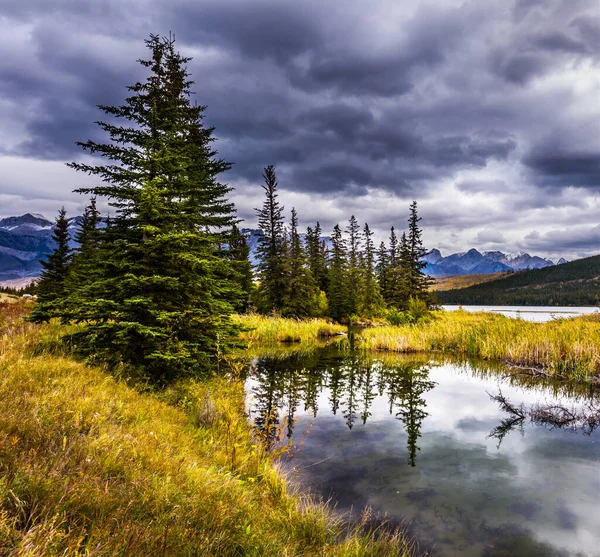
[30,34,434,382]
[253,166,434,320]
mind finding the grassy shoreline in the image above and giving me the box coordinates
[359,310,600,381]
[234,314,346,343]
[0,304,410,556]
[236,311,600,382]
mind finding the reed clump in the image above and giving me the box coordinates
[357,310,600,381]
[0,303,410,556]
[234,314,346,343]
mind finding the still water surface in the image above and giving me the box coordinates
[246,349,600,556]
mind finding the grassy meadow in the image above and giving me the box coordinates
[0,302,411,557]
[357,310,600,381]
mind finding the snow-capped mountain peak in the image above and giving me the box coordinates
[422,248,556,277]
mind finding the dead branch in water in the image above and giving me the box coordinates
[488,390,600,446]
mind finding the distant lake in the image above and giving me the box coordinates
[246,349,600,557]
[442,305,599,322]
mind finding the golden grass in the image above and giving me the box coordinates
[357,310,600,381]
[234,314,346,343]
[430,273,509,292]
[0,303,411,557]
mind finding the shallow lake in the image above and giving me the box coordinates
[246,348,600,557]
[442,305,599,323]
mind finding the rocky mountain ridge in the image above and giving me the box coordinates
[422,248,561,277]
[0,215,565,282]
[0,213,82,281]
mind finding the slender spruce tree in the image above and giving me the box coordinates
[406,201,433,302]
[64,34,242,380]
[376,240,390,300]
[283,208,317,317]
[362,223,383,316]
[255,165,287,313]
[346,215,364,316]
[327,224,349,322]
[306,221,328,292]
[381,227,399,305]
[64,198,101,300]
[29,207,72,323]
[228,224,253,312]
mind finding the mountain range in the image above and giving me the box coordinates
[0,213,84,282]
[422,248,566,278]
[436,254,600,306]
[0,214,566,282]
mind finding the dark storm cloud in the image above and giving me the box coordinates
[524,225,600,252]
[0,0,599,257]
[522,128,600,190]
[171,0,322,63]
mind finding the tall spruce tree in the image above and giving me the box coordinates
[255,165,287,313]
[64,198,101,294]
[376,240,390,299]
[327,224,349,322]
[283,208,317,317]
[345,215,364,316]
[362,223,383,316]
[306,222,328,292]
[64,34,242,380]
[29,207,72,323]
[383,225,411,310]
[392,232,411,310]
[382,227,399,305]
[228,224,253,312]
[406,201,432,302]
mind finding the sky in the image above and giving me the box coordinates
[0,0,599,261]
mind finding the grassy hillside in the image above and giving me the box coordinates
[436,255,600,306]
[0,303,410,557]
[430,272,509,292]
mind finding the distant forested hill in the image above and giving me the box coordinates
[436,255,600,306]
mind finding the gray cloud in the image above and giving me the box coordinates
[0,0,598,259]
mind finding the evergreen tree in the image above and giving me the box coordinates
[406,201,433,302]
[306,221,328,292]
[75,198,101,252]
[228,224,253,312]
[327,224,349,322]
[64,198,102,304]
[255,165,287,313]
[388,231,410,310]
[65,34,242,380]
[362,223,383,316]
[376,240,390,299]
[283,208,317,317]
[29,207,72,323]
[382,225,412,310]
[345,215,364,316]
[381,227,399,305]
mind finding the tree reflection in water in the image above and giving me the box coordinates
[248,351,437,465]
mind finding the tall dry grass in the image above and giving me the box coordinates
[0,302,411,556]
[234,314,346,343]
[357,310,600,381]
